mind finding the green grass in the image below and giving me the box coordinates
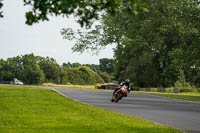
[0,84,94,90]
[0,85,183,133]
[41,83,95,90]
[135,91,200,102]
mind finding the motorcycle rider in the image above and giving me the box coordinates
[112,79,131,102]
[119,79,130,91]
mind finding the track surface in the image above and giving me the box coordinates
[54,89,200,133]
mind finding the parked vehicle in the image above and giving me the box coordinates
[14,78,24,85]
[111,85,129,103]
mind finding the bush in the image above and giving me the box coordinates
[174,69,196,93]
[179,88,193,93]
[98,72,111,83]
[65,66,104,85]
[174,80,200,93]
[174,79,194,92]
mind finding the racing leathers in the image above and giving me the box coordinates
[113,80,130,96]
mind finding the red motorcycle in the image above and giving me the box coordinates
[111,85,129,103]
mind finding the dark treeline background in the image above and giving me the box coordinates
[0,53,114,85]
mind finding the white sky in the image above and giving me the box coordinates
[0,0,114,65]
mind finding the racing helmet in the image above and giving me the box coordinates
[125,79,130,83]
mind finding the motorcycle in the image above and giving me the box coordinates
[111,85,129,103]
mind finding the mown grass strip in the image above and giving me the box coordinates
[136,91,200,102]
[0,85,183,133]
[0,84,94,90]
[41,83,95,90]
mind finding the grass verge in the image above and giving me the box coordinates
[0,84,95,90]
[41,83,95,90]
[0,85,183,133]
[135,91,200,102]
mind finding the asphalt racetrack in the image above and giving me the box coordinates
[54,89,200,133]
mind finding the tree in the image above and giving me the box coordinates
[6,56,23,81]
[0,0,3,17]
[38,56,60,83]
[0,59,13,81]
[62,62,81,68]
[115,0,200,87]
[71,63,81,68]
[20,54,45,84]
[61,25,112,54]
[99,58,115,75]
[59,67,68,84]
[23,0,147,27]
[62,62,72,68]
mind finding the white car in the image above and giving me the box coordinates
[14,78,24,85]
[16,80,23,85]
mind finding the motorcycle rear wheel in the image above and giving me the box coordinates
[115,91,123,103]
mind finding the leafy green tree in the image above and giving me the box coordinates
[20,54,45,84]
[23,0,147,27]
[0,0,3,17]
[0,59,13,81]
[71,63,81,68]
[114,0,200,87]
[113,36,161,87]
[0,59,5,80]
[59,67,68,84]
[38,57,60,83]
[99,58,115,75]
[195,72,200,87]
[6,56,23,81]
[62,62,81,68]
[62,62,72,68]
[61,25,109,54]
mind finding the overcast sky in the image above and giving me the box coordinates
[0,0,114,65]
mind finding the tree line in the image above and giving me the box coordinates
[62,0,200,89]
[0,54,114,85]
